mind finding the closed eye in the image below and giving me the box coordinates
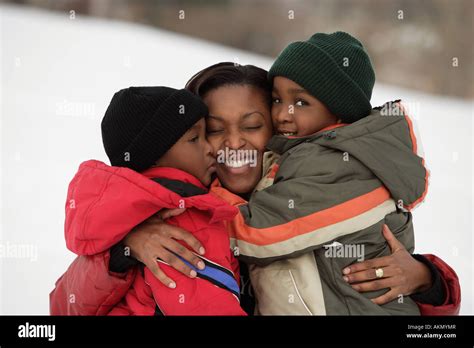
[244,125,262,131]
[207,129,224,135]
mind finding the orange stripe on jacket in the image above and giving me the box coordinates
[398,102,429,211]
[403,110,418,154]
[228,186,391,246]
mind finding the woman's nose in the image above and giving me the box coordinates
[223,131,246,150]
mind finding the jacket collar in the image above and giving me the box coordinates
[140,166,236,222]
[267,123,348,155]
[141,166,207,191]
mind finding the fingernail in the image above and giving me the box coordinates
[343,276,349,282]
[197,261,205,270]
[169,282,176,289]
[199,247,205,255]
[190,270,197,277]
[343,267,350,275]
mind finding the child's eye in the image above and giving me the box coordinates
[295,99,309,107]
[189,135,199,143]
[272,97,281,104]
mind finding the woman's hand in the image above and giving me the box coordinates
[123,209,206,289]
[342,224,433,305]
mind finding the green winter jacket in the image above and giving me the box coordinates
[228,101,428,315]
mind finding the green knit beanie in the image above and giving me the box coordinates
[268,31,375,123]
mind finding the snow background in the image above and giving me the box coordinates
[1,4,472,314]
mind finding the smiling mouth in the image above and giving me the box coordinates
[225,159,252,168]
[278,131,297,136]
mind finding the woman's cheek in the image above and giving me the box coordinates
[252,130,272,153]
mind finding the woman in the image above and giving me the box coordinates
[50,63,460,315]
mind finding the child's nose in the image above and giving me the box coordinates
[204,139,213,155]
[274,104,293,124]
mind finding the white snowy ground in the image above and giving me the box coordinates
[1,4,472,314]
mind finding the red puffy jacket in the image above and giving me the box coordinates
[55,160,246,315]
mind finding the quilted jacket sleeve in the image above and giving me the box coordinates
[49,251,137,315]
[416,254,461,315]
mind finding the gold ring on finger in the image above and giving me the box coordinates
[375,268,384,278]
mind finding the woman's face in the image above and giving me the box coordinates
[203,85,273,195]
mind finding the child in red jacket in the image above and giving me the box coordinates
[63,86,246,315]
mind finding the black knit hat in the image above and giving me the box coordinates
[101,86,208,172]
[268,31,375,123]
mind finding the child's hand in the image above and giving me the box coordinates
[123,214,206,289]
[341,224,433,305]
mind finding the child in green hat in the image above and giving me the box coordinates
[229,32,429,315]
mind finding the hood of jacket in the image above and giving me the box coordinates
[267,100,428,211]
[65,160,237,255]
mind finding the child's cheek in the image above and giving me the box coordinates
[270,106,279,126]
[202,171,211,187]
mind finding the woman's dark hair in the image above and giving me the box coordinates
[185,62,272,105]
